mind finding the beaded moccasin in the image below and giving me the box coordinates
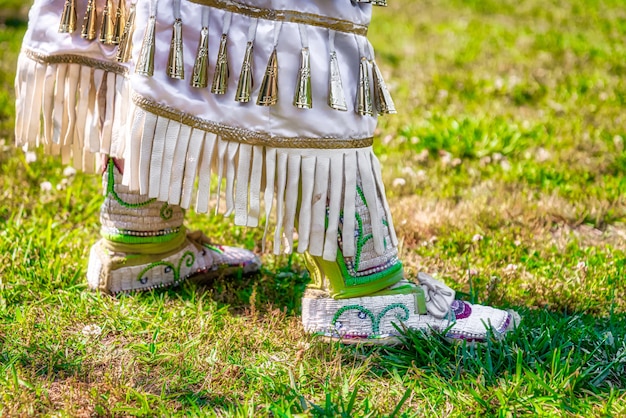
[302,273,519,345]
[87,159,261,295]
[87,230,261,295]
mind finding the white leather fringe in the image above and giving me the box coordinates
[122,108,396,261]
[14,53,130,172]
[14,52,397,261]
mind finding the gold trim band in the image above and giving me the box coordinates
[132,93,374,149]
[23,49,128,75]
[186,0,369,36]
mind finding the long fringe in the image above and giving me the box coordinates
[14,53,395,261]
[14,53,128,170]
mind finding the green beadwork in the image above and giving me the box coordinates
[160,202,174,220]
[137,250,195,283]
[107,159,156,208]
[331,303,410,334]
[107,159,175,221]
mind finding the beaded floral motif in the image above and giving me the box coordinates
[137,251,195,284]
[331,303,409,335]
[451,300,472,320]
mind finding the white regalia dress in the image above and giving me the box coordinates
[15,0,397,262]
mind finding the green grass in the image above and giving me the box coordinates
[2,0,626,416]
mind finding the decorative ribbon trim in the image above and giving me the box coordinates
[23,48,128,75]
[132,93,374,149]
[186,0,369,36]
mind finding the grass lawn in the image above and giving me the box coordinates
[1,0,626,416]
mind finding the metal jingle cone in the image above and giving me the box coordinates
[293,48,312,109]
[328,51,348,111]
[168,19,185,80]
[257,49,278,106]
[374,0,388,6]
[116,3,136,63]
[100,0,115,45]
[59,0,77,33]
[211,34,230,94]
[235,42,254,103]
[136,15,157,76]
[191,27,210,88]
[372,60,397,114]
[113,0,127,44]
[356,57,373,116]
[81,0,97,40]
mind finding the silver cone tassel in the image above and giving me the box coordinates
[59,0,77,33]
[116,2,136,63]
[328,51,347,111]
[136,15,157,76]
[372,60,397,114]
[113,0,127,44]
[211,34,229,94]
[168,19,185,79]
[235,41,254,103]
[191,27,209,88]
[99,0,115,45]
[356,57,373,116]
[293,48,312,109]
[81,0,97,40]
[257,49,278,106]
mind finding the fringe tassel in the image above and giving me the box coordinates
[262,147,277,252]
[146,117,169,198]
[283,154,302,253]
[213,137,229,214]
[273,151,289,255]
[322,154,344,260]
[100,72,117,154]
[14,54,27,146]
[24,62,45,147]
[234,143,252,225]
[309,157,330,257]
[357,150,385,255]
[158,120,181,201]
[75,65,91,155]
[297,156,316,253]
[63,64,81,147]
[41,64,57,145]
[371,152,398,247]
[52,64,67,145]
[124,108,146,190]
[247,145,264,227]
[180,128,205,209]
[168,124,192,205]
[341,152,358,257]
[195,132,217,213]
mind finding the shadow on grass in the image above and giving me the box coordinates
[179,255,310,316]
